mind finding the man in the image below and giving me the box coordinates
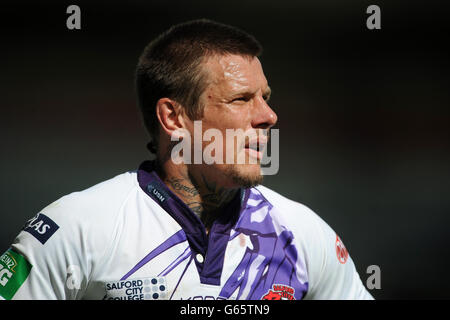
[0,19,372,300]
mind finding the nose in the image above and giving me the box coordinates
[251,97,278,130]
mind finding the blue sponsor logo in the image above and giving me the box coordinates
[146,182,170,203]
[23,213,59,244]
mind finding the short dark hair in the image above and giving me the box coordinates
[135,19,262,153]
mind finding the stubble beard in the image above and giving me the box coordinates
[222,163,264,189]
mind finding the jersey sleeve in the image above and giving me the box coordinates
[303,213,373,300]
[0,201,91,300]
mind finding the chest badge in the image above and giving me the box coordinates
[261,284,296,300]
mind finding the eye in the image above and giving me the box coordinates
[263,87,272,102]
[232,96,251,103]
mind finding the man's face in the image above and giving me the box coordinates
[184,54,278,188]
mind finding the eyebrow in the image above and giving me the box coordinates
[231,86,272,99]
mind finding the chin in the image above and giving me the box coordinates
[223,163,263,188]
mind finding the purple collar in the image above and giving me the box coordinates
[137,160,250,285]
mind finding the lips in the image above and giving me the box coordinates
[245,136,268,150]
[244,136,268,160]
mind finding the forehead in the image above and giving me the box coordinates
[202,54,268,94]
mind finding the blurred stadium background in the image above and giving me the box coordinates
[1,0,449,299]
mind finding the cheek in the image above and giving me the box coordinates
[220,105,253,129]
[200,101,254,145]
[203,111,244,130]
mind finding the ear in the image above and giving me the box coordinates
[155,98,188,140]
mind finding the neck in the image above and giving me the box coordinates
[156,162,239,230]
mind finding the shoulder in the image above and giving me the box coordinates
[253,184,335,268]
[41,170,138,226]
[254,185,372,299]
[254,184,311,213]
[254,184,331,235]
[15,170,140,260]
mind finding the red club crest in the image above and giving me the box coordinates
[261,284,296,300]
[335,234,349,264]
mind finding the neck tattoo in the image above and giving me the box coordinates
[165,175,238,229]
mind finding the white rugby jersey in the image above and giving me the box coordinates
[0,161,373,300]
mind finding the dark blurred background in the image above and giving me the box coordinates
[1,0,449,299]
